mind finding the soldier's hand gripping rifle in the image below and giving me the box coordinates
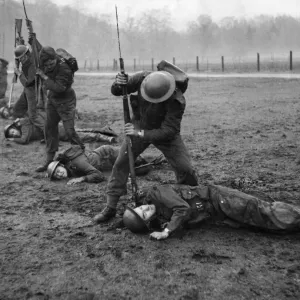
[22,0,42,107]
[8,19,23,108]
[115,6,139,204]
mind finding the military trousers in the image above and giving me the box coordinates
[45,98,84,156]
[106,134,198,208]
[13,88,45,134]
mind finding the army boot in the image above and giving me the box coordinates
[35,152,55,172]
[94,206,116,223]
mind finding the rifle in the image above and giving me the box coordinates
[22,0,42,107]
[8,19,23,108]
[76,128,118,137]
[115,6,139,204]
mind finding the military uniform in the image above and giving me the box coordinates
[0,58,8,99]
[43,57,84,161]
[141,184,300,233]
[106,71,197,207]
[13,51,45,133]
[11,110,116,145]
[56,145,150,183]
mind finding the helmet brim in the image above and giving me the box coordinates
[4,123,16,138]
[48,161,60,180]
[15,45,29,59]
[123,207,149,233]
[141,71,176,103]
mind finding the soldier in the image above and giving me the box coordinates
[0,58,8,99]
[35,46,84,172]
[122,184,300,240]
[4,114,117,145]
[46,145,164,185]
[12,45,45,133]
[94,68,198,223]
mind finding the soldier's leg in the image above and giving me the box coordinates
[45,101,60,159]
[155,135,198,186]
[209,185,300,231]
[36,101,60,172]
[12,91,28,118]
[94,138,150,222]
[25,87,45,134]
[57,100,84,150]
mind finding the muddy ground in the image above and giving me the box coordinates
[1,74,300,300]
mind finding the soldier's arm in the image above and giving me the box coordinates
[111,71,150,96]
[19,63,36,88]
[148,185,191,233]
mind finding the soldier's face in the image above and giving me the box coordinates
[134,204,156,221]
[53,166,68,179]
[44,59,57,72]
[8,127,21,138]
[19,52,29,65]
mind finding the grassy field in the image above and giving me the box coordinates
[1,74,300,300]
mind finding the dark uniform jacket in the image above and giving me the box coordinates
[19,56,36,88]
[142,184,300,234]
[111,71,186,143]
[58,145,120,183]
[43,60,75,104]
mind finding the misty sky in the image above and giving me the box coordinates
[50,0,300,30]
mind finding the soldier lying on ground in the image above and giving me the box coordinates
[46,145,165,185]
[121,184,300,240]
[4,113,117,145]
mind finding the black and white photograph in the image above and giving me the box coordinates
[1,0,300,299]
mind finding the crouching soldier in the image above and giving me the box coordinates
[122,184,300,240]
[47,145,165,185]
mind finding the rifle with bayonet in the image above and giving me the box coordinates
[22,0,42,107]
[8,19,23,108]
[115,6,139,204]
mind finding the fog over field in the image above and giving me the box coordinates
[1,0,300,62]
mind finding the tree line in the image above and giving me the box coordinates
[1,0,300,62]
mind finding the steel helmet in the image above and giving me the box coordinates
[4,123,17,138]
[0,106,10,119]
[141,71,176,103]
[47,161,60,180]
[123,207,149,233]
[14,45,29,59]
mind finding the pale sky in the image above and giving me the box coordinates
[48,0,300,30]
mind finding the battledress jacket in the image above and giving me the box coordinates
[142,184,300,234]
[58,145,120,183]
[43,59,75,104]
[57,145,151,183]
[111,71,186,143]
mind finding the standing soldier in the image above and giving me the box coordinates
[35,46,84,172]
[0,58,8,100]
[12,41,45,133]
[94,69,198,223]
